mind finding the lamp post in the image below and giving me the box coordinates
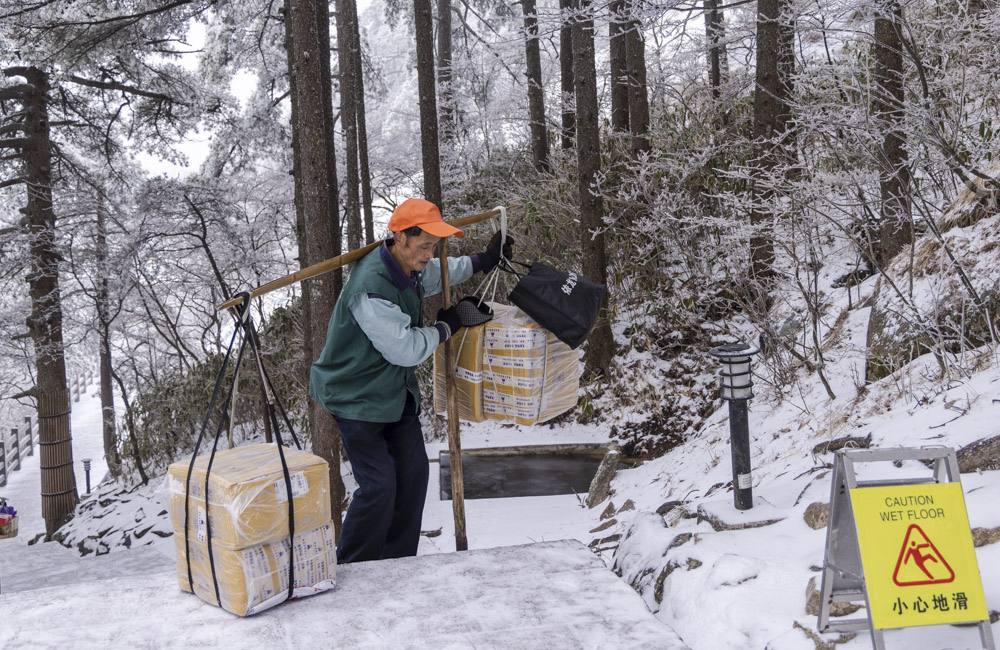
[708,343,760,510]
[81,458,92,495]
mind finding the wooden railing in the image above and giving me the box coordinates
[1,368,94,488]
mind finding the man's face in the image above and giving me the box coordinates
[395,228,441,275]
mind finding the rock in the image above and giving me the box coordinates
[656,500,687,517]
[587,533,621,549]
[803,502,829,530]
[653,557,703,604]
[804,576,862,617]
[589,519,617,534]
[696,502,784,532]
[617,499,636,514]
[763,621,856,650]
[972,526,1000,547]
[812,434,871,456]
[600,502,616,520]
[668,533,692,550]
[957,435,1000,473]
[585,449,621,508]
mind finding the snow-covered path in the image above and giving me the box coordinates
[0,377,689,648]
[0,377,175,594]
[1,375,109,543]
[3,539,684,649]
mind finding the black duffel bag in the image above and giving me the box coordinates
[508,262,605,349]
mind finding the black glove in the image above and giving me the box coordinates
[436,306,462,338]
[477,231,515,273]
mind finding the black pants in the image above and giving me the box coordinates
[334,393,428,563]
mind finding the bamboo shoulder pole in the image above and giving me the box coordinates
[216,206,512,312]
[439,234,469,552]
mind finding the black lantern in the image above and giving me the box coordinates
[709,343,760,510]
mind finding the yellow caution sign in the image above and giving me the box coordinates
[850,482,989,629]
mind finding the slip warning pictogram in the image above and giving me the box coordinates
[892,524,954,586]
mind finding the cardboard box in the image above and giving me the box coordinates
[167,443,331,550]
[433,303,580,426]
[433,325,486,422]
[175,521,337,616]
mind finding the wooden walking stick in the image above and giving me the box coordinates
[215,206,512,312]
[439,232,469,551]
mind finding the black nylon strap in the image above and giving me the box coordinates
[37,438,72,446]
[184,292,302,607]
[40,487,77,497]
[39,460,75,470]
[183,320,242,602]
[241,303,299,599]
[183,290,306,611]
[202,310,253,607]
[37,410,71,419]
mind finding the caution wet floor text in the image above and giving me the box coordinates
[850,482,988,629]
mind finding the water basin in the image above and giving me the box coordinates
[439,444,610,500]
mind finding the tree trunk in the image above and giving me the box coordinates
[623,0,650,157]
[522,0,549,173]
[873,0,912,267]
[571,0,614,377]
[95,200,121,476]
[704,0,729,101]
[749,0,796,287]
[559,0,576,150]
[415,0,443,206]
[437,0,455,146]
[609,0,629,134]
[350,2,375,243]
[284,0,345,541]
[336,0,362,252]
[9,67,79,537]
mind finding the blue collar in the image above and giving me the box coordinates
[380,241,420,293]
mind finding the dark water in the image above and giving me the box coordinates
[439,453,602,500]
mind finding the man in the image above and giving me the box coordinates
[309,198,512,563]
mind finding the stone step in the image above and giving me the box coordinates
[2,539,688,649]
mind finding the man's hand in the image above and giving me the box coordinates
[436,306,462,338]
[476,231,515,274]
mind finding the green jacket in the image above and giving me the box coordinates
[309,244,424,422]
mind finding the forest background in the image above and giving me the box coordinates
[1,0,999,545]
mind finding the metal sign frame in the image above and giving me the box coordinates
[818,446,995,649]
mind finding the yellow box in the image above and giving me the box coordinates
[175,521,337,616]
[167,443,331,550]
[434,325,486,421]
[433,303,580,425]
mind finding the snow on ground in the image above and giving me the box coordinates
[1,388,683,648]
[4,540,683,649]
[5,254,1000,649]
[599,252,1000,648]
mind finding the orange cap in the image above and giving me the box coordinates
[387,198,463,237]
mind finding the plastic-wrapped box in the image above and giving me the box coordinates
[433,303,580,425]
[433,325,486,422]
[175,521,337,616]
[167,443,331,550]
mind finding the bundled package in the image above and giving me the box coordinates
[166,443,337,616]
[434,303,580,426]
[174,521,337,616]
[167,443,332,549]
